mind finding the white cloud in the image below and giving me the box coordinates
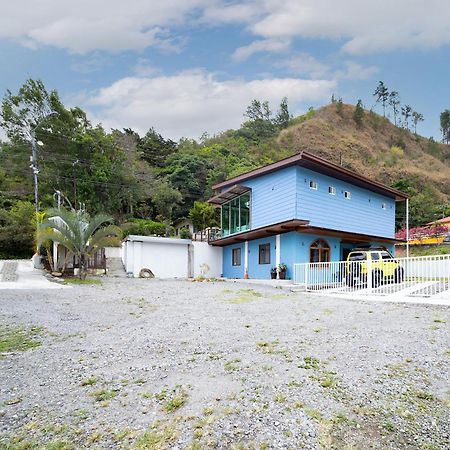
[1,1,447,56]
[275,53,329,78]
[85,70,335,139]
[232,39,291,62]
[246,0,450,55]
[335,62,379,81]
[0,0,207,53]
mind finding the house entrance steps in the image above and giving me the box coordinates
[106,257,127,278]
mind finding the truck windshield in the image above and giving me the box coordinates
[349,253,366,261]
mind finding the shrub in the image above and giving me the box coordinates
[122,219,172,237]
[179,228,192,239]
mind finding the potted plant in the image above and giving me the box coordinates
[278,263,287,280]
[270,267,277,279]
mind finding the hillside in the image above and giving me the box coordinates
[278,104,450,200]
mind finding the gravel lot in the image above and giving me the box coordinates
[0,278,449,449]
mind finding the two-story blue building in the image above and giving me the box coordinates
[208,151,408,280]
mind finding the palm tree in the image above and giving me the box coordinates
[37,207,122,279]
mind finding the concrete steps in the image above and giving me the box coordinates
[107,257,127,278]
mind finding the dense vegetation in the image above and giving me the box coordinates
[0,79,449,259]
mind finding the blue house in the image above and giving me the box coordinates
[207,151,408,280]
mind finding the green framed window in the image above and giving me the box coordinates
[221,192,251,237]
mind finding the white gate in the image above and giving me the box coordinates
[293,254,450,299]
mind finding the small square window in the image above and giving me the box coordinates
[344,191,351,199]
[232,248,241,266]
[259,243,270,265]
[328,186,336,195]
[381,203,386,209]
[309,181,318,190]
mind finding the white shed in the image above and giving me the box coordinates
[122,235,222,279]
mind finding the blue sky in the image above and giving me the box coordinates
[0,0,449,140]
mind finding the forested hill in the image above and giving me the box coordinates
[278,103,450,208]
[0,80,449,258]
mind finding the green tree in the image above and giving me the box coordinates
[153,180,183,237]
[412,111,424,135]
[138,127,176,167]
[336,98,343,116]
[440,109,450,144]
[274,97,291,129]
[401,105,412,130]
[353,100,364,126]
[37,207,122,278]
[388,91,400,126]
[373,81,389,117]
[0,201,36,258]
[188,201,219,231]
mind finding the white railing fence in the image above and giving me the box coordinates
[293,254,450,298]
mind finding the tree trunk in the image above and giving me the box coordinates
[79,254,87,279]
[165,220,170,237]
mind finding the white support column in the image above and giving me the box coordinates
[244,241,249,277]
[406,198,409,258]
[52,241,58,271]
[276,234,281,279]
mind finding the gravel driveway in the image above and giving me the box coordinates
[0,278,449,449]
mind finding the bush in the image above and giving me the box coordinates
[121,219,172,237]
[179,228,192,239]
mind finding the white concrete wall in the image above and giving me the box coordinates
[192,241,223,278]
[105,246,122,258]
[138,240,189,278]
[122,236,223,278]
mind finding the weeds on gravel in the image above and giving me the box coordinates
[64,278,102,285]
[224,359,241,372]
[155,386,188,413]
[226,289,263,304]
[91,388,120,402]
[80,376,97,386]
[299,356,321,370]
[135,420,179,449]
[0,324,42,355]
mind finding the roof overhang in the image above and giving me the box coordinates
[209,219,401,246]
[212,151,408,202]
[208,184,251,205]
[209,219,309,246]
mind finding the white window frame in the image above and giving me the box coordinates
[381,203,386,210]
[328,186,336,195]
[344,191,351,199]
[309,180,318,190]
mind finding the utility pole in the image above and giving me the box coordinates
[30,129,40,214]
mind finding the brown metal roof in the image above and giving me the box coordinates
[208,219,401,247]
[208,184,251,205]
[212,151,408,201]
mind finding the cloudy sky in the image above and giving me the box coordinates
[1,0,449,140]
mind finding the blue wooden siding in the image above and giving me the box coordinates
[248,236,276,279]
[243,167,297,229]
[295,167,395,238]
[222,243,245,278]
[222,232,393,279]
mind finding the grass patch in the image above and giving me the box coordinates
[226,289,263,304]
[80,376,97,386]
[155,386,188,413]
[224,359,241,372]
[64,277,102,285]
[90,388,120,402]
[135,420,179,449]
[0,324,42,355]
[299,356,321,370]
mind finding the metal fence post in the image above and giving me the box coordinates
[367,257,372,291]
